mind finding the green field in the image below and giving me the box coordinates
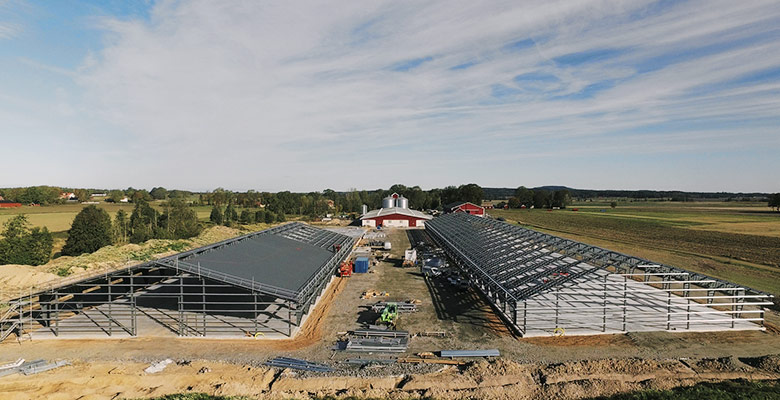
[0,203,294,254]
[0,203,239,234]
[0,203,136,233]
[491,201,780,296]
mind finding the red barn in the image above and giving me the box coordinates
[360,207,432,228]
[0,201,22,208]
[444,201,485,217]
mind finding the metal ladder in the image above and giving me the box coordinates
[0,300,23,342]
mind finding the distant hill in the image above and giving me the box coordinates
[482,186,769,201]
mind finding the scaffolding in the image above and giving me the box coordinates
[0,222,355,341]
[425,213,774,337]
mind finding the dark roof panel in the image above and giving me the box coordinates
[184,233,336,293]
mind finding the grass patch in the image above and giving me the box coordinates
[587,379,780,399]
[128,240,191,261]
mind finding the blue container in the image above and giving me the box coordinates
[354,257,370,273]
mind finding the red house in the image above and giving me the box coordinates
[444,201,485,217]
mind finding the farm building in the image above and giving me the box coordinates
[0,200,22,208]
[444,201,485,216]
[0,223,354,341]
[360,193,433,228]
[426,213,773,337]
[360,193,432,228]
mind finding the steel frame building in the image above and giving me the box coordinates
[1,223,355,341]
[426,213,774,337]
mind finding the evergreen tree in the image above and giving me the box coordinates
[24,226,54,265]
[223,204,237,226]
[114,209,129,244]
[264,211,275,223]
[62,205,113,256]
[255,210,266,223]
[210,205,223,225]
[0,215,53,265]
[240,210,254,224]
[276,212,286,222]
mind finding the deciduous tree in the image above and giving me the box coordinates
[768,193,780,211]
[515,186,534,207]
[129,199,159,243]
[161,198,201,239]
[150,187,168,200]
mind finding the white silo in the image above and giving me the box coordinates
[395,196,409,209]
[382,196,395,209]
[362,204,368,215]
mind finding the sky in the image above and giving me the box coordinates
[0,0,779,193]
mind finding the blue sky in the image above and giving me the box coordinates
[1,0,779,192]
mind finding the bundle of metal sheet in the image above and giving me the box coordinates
[370,302,418,313]
[264,357,334,372]
[345,336,409,353]
[343,358,397,365]
[351,329,410,338]
[20,360,71,375]
[0,359,71,377]
[439,349,500,358]
[0,358,24,371]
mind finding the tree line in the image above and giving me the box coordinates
[481,186,773,202]
[197,183,485,218]
[209,204,286,226]
[62,199,202,256]
[0,186,194,204]
[498,187,572,209]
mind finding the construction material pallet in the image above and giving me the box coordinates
[351,329,410,338]
[345,336,409,353]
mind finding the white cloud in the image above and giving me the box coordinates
[5,0,779,192]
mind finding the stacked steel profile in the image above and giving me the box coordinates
[344,330,410,352]
[426,213,773,337]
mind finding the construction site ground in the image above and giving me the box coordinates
[1,228,780,399]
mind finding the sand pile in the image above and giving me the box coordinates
[0,264,60,297]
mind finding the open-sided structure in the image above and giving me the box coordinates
[426,213,774,337]
[1,223,354,341]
